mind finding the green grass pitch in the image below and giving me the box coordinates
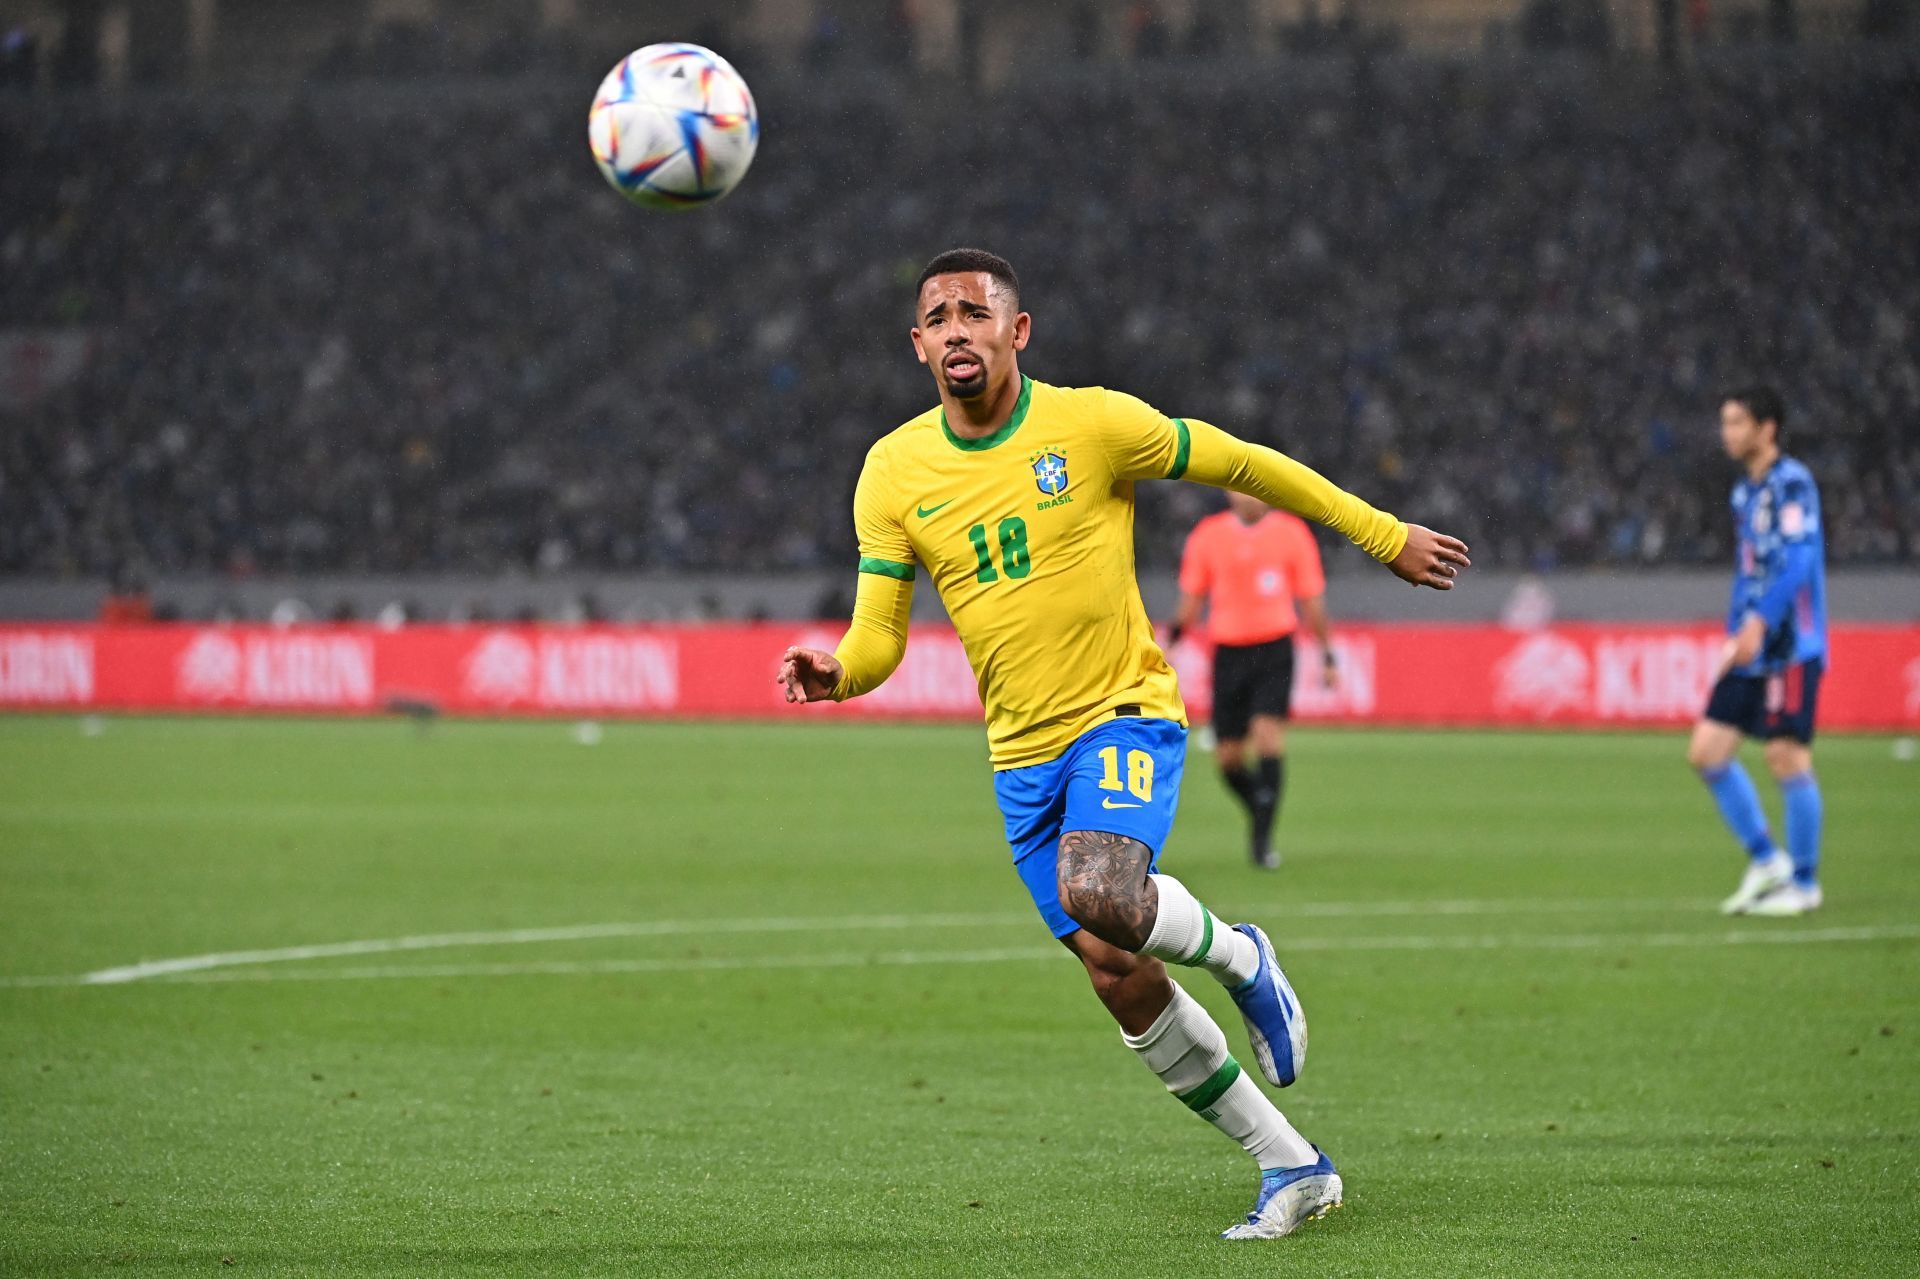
[2,717,1917,1277]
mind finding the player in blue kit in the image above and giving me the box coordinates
[1686,388,1829,916]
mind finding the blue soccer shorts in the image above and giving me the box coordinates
[993,715,1188,938]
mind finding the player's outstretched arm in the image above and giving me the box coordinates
[776,569,913,704]
[1179,417,1470,590]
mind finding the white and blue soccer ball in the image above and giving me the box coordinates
[588,43,759,211]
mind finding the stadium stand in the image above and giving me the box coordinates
[2,52,1915,583]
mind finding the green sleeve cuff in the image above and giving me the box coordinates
[857,556,915,581]
[1167,418,1192,481]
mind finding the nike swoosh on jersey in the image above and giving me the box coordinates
[1101,798,1142,809]
[916,499,955,518]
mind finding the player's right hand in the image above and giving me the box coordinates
[1389,525,1471,590]
[777,646,843,704]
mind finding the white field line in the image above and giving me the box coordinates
[1,919,1916,990]
[1281,897,1707,919]
[55,897,1705,988]
[71,912,1030,986]
[79,923,1920,985]
[1285,923,1920,951]
[120,946,1067,985]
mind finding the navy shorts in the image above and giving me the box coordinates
[993,716,1188,938]
[1704,659,1823,744]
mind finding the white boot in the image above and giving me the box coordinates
[1720,851,1792,915]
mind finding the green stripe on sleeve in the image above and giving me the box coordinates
[1168,418,1192,481]
[856,556,915,581]
[1176,1057,1243,1113]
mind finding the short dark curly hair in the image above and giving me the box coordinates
[1723,386,1786,445]
[914,248,1020,311]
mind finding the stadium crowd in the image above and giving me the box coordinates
[2,52,1915,585]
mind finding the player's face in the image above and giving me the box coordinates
[1719,400,1768,461]
[911,273,1030,401]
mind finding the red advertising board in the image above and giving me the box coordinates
[1,623,1917,730]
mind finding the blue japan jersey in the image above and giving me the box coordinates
[1727,456,1829,676]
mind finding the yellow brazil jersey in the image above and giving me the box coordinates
[848,376,1202,770]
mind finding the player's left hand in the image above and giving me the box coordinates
[777,646,844,704]
[1319,658,1340,691]
[1389,525,1471,590]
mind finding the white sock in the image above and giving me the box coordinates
[1140,874,1259,986]
[1123,984,1317,1170]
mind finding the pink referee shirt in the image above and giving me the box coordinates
[1178,510,1327,646]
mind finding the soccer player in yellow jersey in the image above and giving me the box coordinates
[777,249,1470,1240]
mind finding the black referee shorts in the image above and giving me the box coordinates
[1210,634,1295,741]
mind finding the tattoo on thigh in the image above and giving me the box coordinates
[1057,830,1158,950]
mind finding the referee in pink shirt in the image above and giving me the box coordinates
[1169,492,1338,868]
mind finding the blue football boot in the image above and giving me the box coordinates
[1221,1147,1343,1240]
[1226,923,1307,1087]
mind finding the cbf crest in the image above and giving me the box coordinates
[1031,450,1069,497]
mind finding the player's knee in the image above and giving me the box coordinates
[1056,872,1111,925]
[1057,874,1151,948]
[1055,830,1157,949]
[1687,731,1729,773]
[1763,739,1809,779]
[1250,717,1283,755]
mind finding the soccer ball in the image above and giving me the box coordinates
[587,43,759,211]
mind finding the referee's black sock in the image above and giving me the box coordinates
[1251,755,1285,854]
[1221,765,1259,814]
[1257,756,1284,812]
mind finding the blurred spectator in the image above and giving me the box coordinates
[0,53,1914,585]
[1128,2,1172,57]
[98,565,152,624]
[1520,0,1612,50]
[1499,577,1557,630]
[0,27,37,91]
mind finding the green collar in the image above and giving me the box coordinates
[941,375,1033,452]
